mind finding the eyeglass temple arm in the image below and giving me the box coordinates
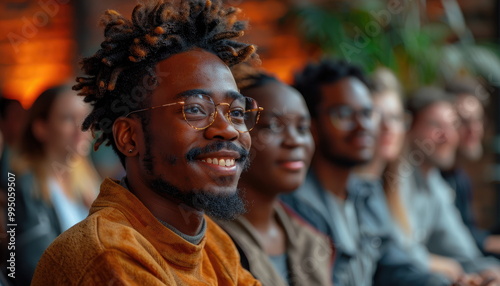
[246,107,264,112]
[124,101,184,117]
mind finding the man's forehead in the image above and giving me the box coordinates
[456,95,483,115]
[154,49,230,77]
[420,101,458,122]
[172,89,244,102]
[151,49,238,102]
[319,77,371,106]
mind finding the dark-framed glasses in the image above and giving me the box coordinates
[328,105,380,131]
[125,94,263,133]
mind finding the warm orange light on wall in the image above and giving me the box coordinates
[2,38,75,109]
[4,64,73,109]
[0,2,74,109]
[236,0,319,84]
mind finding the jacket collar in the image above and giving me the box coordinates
[293,171,379,257]
[294,171,374,209]
[223,203,300,250]
[293,171,331,219]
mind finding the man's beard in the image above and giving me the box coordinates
[320,141,371,168]
[325,152,370,168]
[141,120,249,220]
[149,178,246,220]
[429,152,456,170]
[459,144,483,161]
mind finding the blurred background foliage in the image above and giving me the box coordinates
[282,0,500,91]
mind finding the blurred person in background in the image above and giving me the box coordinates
[12,85,99,285]
[0,97,28,213]
[280,59,451,286]
[216,64,333,286]
[0,97,27,162]
[90,144,125,180]
[440,79,500,257]
[356,70,494,285]
[0,96,27,286]
[395,86,500,284]
[355,67,413,244]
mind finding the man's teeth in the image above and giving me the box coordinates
[200,158,236,167]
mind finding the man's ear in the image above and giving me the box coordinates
[113,117,140,157]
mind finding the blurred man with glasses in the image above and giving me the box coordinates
[31,1,262,285]
[281,59,452,286]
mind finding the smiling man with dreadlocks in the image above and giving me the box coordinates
[31,0,263,285]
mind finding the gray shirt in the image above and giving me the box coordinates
[397,167,499,273]
[325,192,372,285]
[269,253,290,285]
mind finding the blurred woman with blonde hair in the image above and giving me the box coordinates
[13,84,99,285]
[356,67,411,234]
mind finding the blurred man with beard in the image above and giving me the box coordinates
[395,87,500,283]
[281,60,450,286]
[440,80,500,257]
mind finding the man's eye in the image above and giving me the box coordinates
[337,108,353,119]
[229,109,245,118]
[360,109,373,118]
[184,105,206,115]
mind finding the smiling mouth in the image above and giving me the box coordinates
[279,160,305,170]
[200,158,236,167]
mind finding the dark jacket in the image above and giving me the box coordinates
[16,172,61,286]
[441,168,490,253]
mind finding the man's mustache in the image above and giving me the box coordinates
[186,141,250,166]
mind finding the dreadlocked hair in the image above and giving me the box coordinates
[230,58,276,91]
[74,0,257,167]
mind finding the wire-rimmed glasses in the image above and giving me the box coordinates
[125,94,263,133]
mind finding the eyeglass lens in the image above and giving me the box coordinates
[182,94,259,132]
[329,106,379,130]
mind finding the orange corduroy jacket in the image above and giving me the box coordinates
[31,178,262,286]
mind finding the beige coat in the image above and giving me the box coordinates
[217,202,334,286]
